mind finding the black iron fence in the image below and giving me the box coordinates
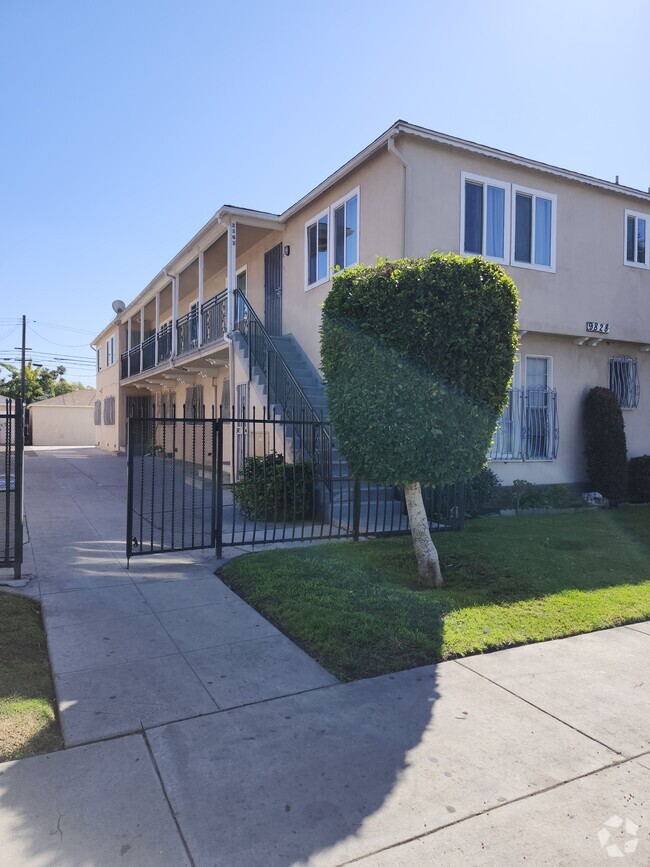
[1,398,24,578]
[126,408,464,561]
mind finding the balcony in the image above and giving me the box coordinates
[488,386,559,461]
[120,289,229,380]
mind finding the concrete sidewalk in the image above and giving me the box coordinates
[0,448,648,865]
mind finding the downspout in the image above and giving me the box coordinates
[387,134,412,258]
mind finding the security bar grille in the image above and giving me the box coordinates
[609,356,639,409]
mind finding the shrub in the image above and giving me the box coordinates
[511,479,535,512]
[465,466,502,517]
[234,453,314,521]
[583,387,627,501]
[629,455,650,503]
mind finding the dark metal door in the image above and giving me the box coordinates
[264,244,283,336]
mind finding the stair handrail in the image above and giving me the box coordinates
[233,289,332,486]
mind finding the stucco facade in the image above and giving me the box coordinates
[93,121,650,487]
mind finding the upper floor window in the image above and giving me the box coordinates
[625,210,648,268]
[106,335,115,366]
[306,210,329,288]
[511,185,556,271]
[333,191,359,270]
[461,173,509,263]
[610,356,640,409]
[305,188,360,290]
[96,347,102,371]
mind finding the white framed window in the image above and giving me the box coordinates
[331,188,359,271]
[96,347,102,371]
[224,266,248,294]
[305,208,329,289]
[461,172,510,264]
[511,185,556,272]
[610,356,640,409]
[624,209,648,268]
[106,335,115,366]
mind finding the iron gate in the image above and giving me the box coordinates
[1,398,24,578]
[126,409,464,561]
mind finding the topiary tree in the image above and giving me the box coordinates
[321,253,519,587]
[583,387,628,501]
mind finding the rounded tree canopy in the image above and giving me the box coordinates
[321,253,519,487]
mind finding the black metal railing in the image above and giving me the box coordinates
[202,290,227,346]
[1,398,24,578]
[177,310,199,356]
[157,325,172,363]
[126,409,464,560]
[142,335,156,371]
[120,352,129,379]
[129,345,141,377]
[488,386,559,461]
[233,289,333,487]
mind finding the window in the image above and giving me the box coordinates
[488,355,559,461]
[461,173,509,263]
[184,385,204,418]
[625,210,648,268]
[103,396,115,425]
[96,347,102,372]
[237,268,247,294]
[306,210,329,287]
[106,335,115,366]
[610,356,640,409]
[333,191,359,270]
[94,401,101,425]
[305,188,360,290]
[511,185,556,271]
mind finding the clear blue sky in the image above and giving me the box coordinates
[1,0,648,385]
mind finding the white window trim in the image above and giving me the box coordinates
[510,184,557,273]
[525,354,553,389]
[624,209,650,269]
[489,354,522,462]
[460,172,510,265]
[304,206,330,291]
[224,264,248,294]
[330,186,361,273]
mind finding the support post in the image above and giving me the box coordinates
[155,292,160,366]
[171,275,179,357]
[214,417,223,558]
[139,306,145,372]
[198,250,204,347]
[227,222,237,333]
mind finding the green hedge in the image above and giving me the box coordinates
[629,455,650,503]
[321,254,519,486]
[234,453,314,521]
[583,387,627,502]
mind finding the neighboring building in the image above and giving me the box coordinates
[93,121,650,485]
[28,389,97,446]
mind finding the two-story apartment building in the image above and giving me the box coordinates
[93,120,650,487]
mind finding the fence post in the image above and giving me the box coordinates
[13,398,24,579]
[126,417,133,565]
[352,478,361,542]
[215,417,223,558]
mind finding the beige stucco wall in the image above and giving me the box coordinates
[30,406,95,446]
[402,136,650,345]
[491,333,650,486]
[95,327,121,452]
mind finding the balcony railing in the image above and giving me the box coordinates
[202,290,227,346]
[128,345,141,377]
[177,310,199,356]
[142,335,156,371]
[157,325,172,363]
[488,386,559,461]
[120,290,228,379]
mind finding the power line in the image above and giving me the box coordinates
[28,324,92,348]
[32,320,96,335]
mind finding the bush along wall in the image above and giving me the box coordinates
[583,386,628,502]
[629,455,650,503]
[234,453,314,521]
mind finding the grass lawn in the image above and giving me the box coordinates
[220,506,650,681]
[0,593,62,762]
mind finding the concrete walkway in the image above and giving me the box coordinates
[0,448,648,865]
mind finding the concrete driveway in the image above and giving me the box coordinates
[0,448,648,865]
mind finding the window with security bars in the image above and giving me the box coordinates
[609,356,640,409]
[103,396,115,425]
[184,385,204,418]
[94,401,101,425]
[157,390,176,419]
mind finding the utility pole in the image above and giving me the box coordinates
[20,314,26,404]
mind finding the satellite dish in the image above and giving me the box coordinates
[112,300,126,314]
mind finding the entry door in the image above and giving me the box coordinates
[264,244,283,336]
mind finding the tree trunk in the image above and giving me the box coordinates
[404,481,443,588]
